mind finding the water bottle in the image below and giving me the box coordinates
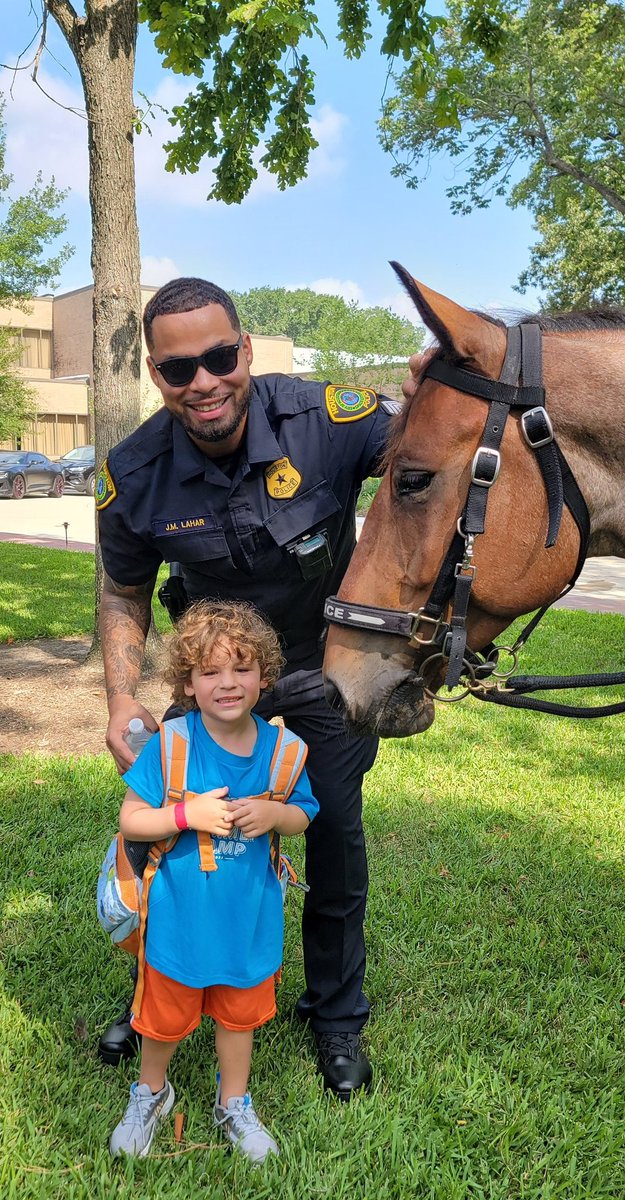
[124,717,153,756]
[123,718,154,876]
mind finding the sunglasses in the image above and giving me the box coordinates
[152,336,243,388]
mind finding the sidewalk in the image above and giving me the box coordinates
[0,495,95,552]
[1,498,625,616]
[553,557,625,616]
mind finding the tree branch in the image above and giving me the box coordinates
[542,150,625,217]
[45,0,80,54]
[526,95,625,218]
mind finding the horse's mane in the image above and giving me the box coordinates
[481,307,625,333]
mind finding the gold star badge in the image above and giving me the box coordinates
[265,456,302,499]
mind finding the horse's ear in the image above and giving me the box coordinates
[390,261,505,374]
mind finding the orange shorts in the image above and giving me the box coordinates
[131,961,277,1042]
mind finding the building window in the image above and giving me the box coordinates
[10,328,53,369]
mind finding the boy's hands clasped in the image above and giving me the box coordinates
[184,787,233,837]
[184,792,286,840]
[229,798,286,839]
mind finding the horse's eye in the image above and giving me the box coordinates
[396,470,432,496]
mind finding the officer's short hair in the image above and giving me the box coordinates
[143,278,241,348]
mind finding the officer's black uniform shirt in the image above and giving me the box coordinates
[98,375,395,670]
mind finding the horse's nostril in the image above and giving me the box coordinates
[323,678,345,713]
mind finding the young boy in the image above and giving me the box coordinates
[109,600,318,1162]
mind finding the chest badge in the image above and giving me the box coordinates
[325,385,378,423]
[265,456,302,500]
[95,459,117,510]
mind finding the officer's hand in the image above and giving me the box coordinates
[106,696,158,774]
[402,351,427,405]
[185,788,233,837]
[230,798,282,839]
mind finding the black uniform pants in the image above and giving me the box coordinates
[255,667,379,1033]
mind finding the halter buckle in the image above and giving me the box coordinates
[408,610,445,648]
[521,406,553,449]
[471,447,500,487]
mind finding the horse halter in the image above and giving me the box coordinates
[323,323,625,718]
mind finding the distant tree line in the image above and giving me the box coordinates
[231,286,424,395]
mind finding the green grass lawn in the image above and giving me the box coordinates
[0,542,171,641]
[3,547,625,1196]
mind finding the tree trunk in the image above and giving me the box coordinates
[47,0,147,656]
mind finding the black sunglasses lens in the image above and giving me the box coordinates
[158,341,240,386]
[204,345,239,376]
[159,358,195,386]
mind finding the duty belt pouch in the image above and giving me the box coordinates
[157,570,189,625]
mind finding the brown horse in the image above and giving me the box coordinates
[323,264,625,738]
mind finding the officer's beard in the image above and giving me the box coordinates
[181,384,252,445]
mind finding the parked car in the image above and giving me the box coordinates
[59,445,96,495]
[0,452,65,499]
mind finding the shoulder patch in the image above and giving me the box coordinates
[95,459,118,511]
[325,386,378,423]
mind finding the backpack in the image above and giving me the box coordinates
[96,716,308,1014]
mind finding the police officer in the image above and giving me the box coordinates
[97,277,397,1099]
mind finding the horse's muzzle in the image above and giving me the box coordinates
[324,668,434,739]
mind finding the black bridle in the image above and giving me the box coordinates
[325,323,625,718]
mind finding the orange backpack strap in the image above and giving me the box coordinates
[160,716,217,873]
[132,849,161,1019]
[267,724,308,878]
[268,724,308,802]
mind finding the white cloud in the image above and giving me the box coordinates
[378,288,424,328]
[287,277,367,305]
[4,67,89,198]
[134,78,219,208]
[2,63,349,213]
[140,255,182,286]
[307,105,348,182]
[235,102,349,198]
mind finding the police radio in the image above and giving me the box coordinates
[287,529,333,581]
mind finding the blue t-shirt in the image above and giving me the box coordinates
[123,711,318,988]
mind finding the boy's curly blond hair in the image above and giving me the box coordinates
[165,600,284,711]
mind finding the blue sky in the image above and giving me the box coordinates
[2,3,540,328]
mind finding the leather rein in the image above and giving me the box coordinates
[325,322,625,718]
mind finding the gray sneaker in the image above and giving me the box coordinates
[109,1079,175,1157]
[213,1089,278,1165]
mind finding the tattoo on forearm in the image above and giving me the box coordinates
[101,575,156,702]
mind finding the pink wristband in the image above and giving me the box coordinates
[174,801,188,831]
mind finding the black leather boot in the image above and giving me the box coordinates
[314,1032,372,1100]
[98,1002,141,1066]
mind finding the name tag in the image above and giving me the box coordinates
[152,515,218,536]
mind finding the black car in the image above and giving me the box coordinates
[0,452,65,499]
[59,445,96,496]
